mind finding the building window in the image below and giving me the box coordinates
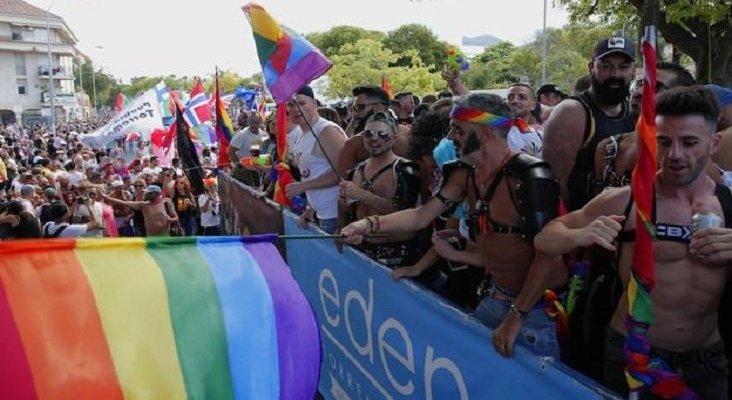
[11,26,21,40]
[15,53,26,76]
[17,79,27,95]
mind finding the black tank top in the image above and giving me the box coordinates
[567,92,635,211]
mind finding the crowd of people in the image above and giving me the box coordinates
[227,35,732,398]
[2,33,732,397]
[0,117,221,239]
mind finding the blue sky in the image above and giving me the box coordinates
[28,0,569,82]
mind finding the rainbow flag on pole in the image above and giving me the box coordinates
[242,2,332,104]
[624,27,698,399]
[215,72,235,167]
[0,236,319,400]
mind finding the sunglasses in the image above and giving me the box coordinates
[362,129,392,140]
[352,102,384,112]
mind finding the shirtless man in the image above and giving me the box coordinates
[342,93,567,358]
[535,87,730,398]
[338,111,421,268]
[99,185,178,236]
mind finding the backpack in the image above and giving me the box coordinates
[42,222,69,238]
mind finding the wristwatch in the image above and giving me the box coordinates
[509,303,528,318]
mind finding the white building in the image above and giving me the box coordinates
[0,0,84,127]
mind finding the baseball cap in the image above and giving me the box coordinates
[144,185,162,196]
[705,84,732,107]
[296,85,315,99]
[352,85,390,103]
[593,36,635,61]
[537,84,563,96]
[43,187,57,198]
[20,184,34,196]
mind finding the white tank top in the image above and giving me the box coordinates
[292,117,345,219]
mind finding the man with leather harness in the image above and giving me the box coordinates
[338,111,422,268]
[536,87,731,398]
[341,93,568,358]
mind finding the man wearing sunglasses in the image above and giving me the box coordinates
[338,111,421,268]
[338,86,412,177]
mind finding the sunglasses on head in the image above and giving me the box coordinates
[353,102,384,112]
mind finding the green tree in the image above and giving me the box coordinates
[306,26,386,58]
[324,38,441,99]
[383,24,449,70]
[557,0,732,84]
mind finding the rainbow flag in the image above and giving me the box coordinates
[625,27,697,399]
[215,73,235,167]
[242,3,332,104]
[0,236,320,400]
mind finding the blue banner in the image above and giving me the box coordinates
[284,212,620,399]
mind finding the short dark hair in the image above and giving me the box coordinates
[352,85,390,104]
[656,86,719,126]
[408,109,451,160]
[656,61,695,87]
[50,202,69,221]
[395,92,412,100]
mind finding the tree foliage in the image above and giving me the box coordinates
[557,0,732,84]
[383,24,449,70]
[306,26,386,58]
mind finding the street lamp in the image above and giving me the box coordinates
[92,45,103,114]
[46,5,56,134]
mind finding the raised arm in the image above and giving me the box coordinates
[98,191,143,211]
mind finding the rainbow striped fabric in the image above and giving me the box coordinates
[215,74,236,167]
[242,3,332,104]
[450,105,530,133]
[0,236,319,400]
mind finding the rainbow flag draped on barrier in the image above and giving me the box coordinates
[215,72,235,168]
[0,236,320,400]
[624,27,698,399]
[242,2,332,206]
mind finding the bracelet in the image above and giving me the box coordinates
[509,303,528,318]
[372,215,381,233]
[364,217,374,234]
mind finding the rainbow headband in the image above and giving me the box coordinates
[450,105,530,133]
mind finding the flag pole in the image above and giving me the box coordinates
[293,101,342,180]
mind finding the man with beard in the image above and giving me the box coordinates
[543,36,636,211]
[536,87,731,398]
[395,92,416,125]
[338,86,411,176]
[341,93,567,358]
[506,83,544,157]
[337,111,422,268]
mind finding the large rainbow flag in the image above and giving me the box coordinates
[215,72,235,168]
[0,236,320,400]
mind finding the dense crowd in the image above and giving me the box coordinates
[228,36,732,398]
[2,33,732,398]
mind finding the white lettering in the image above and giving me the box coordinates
[378,318,415,395]
[345,278,374,363]
[319,269,340,327]
[424,346,468,400]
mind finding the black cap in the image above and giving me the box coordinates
[352,85,389,103]
[537,84,563,96]
[593,36,635,61]
[296,85,315,99]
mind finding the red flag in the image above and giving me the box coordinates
[115,93,127,112]
[381,74,393,100]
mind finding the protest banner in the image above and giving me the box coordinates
[81,89,164,148]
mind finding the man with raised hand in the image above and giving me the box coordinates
[341,92,566,358]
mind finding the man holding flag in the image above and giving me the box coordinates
[535,86,731,398]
